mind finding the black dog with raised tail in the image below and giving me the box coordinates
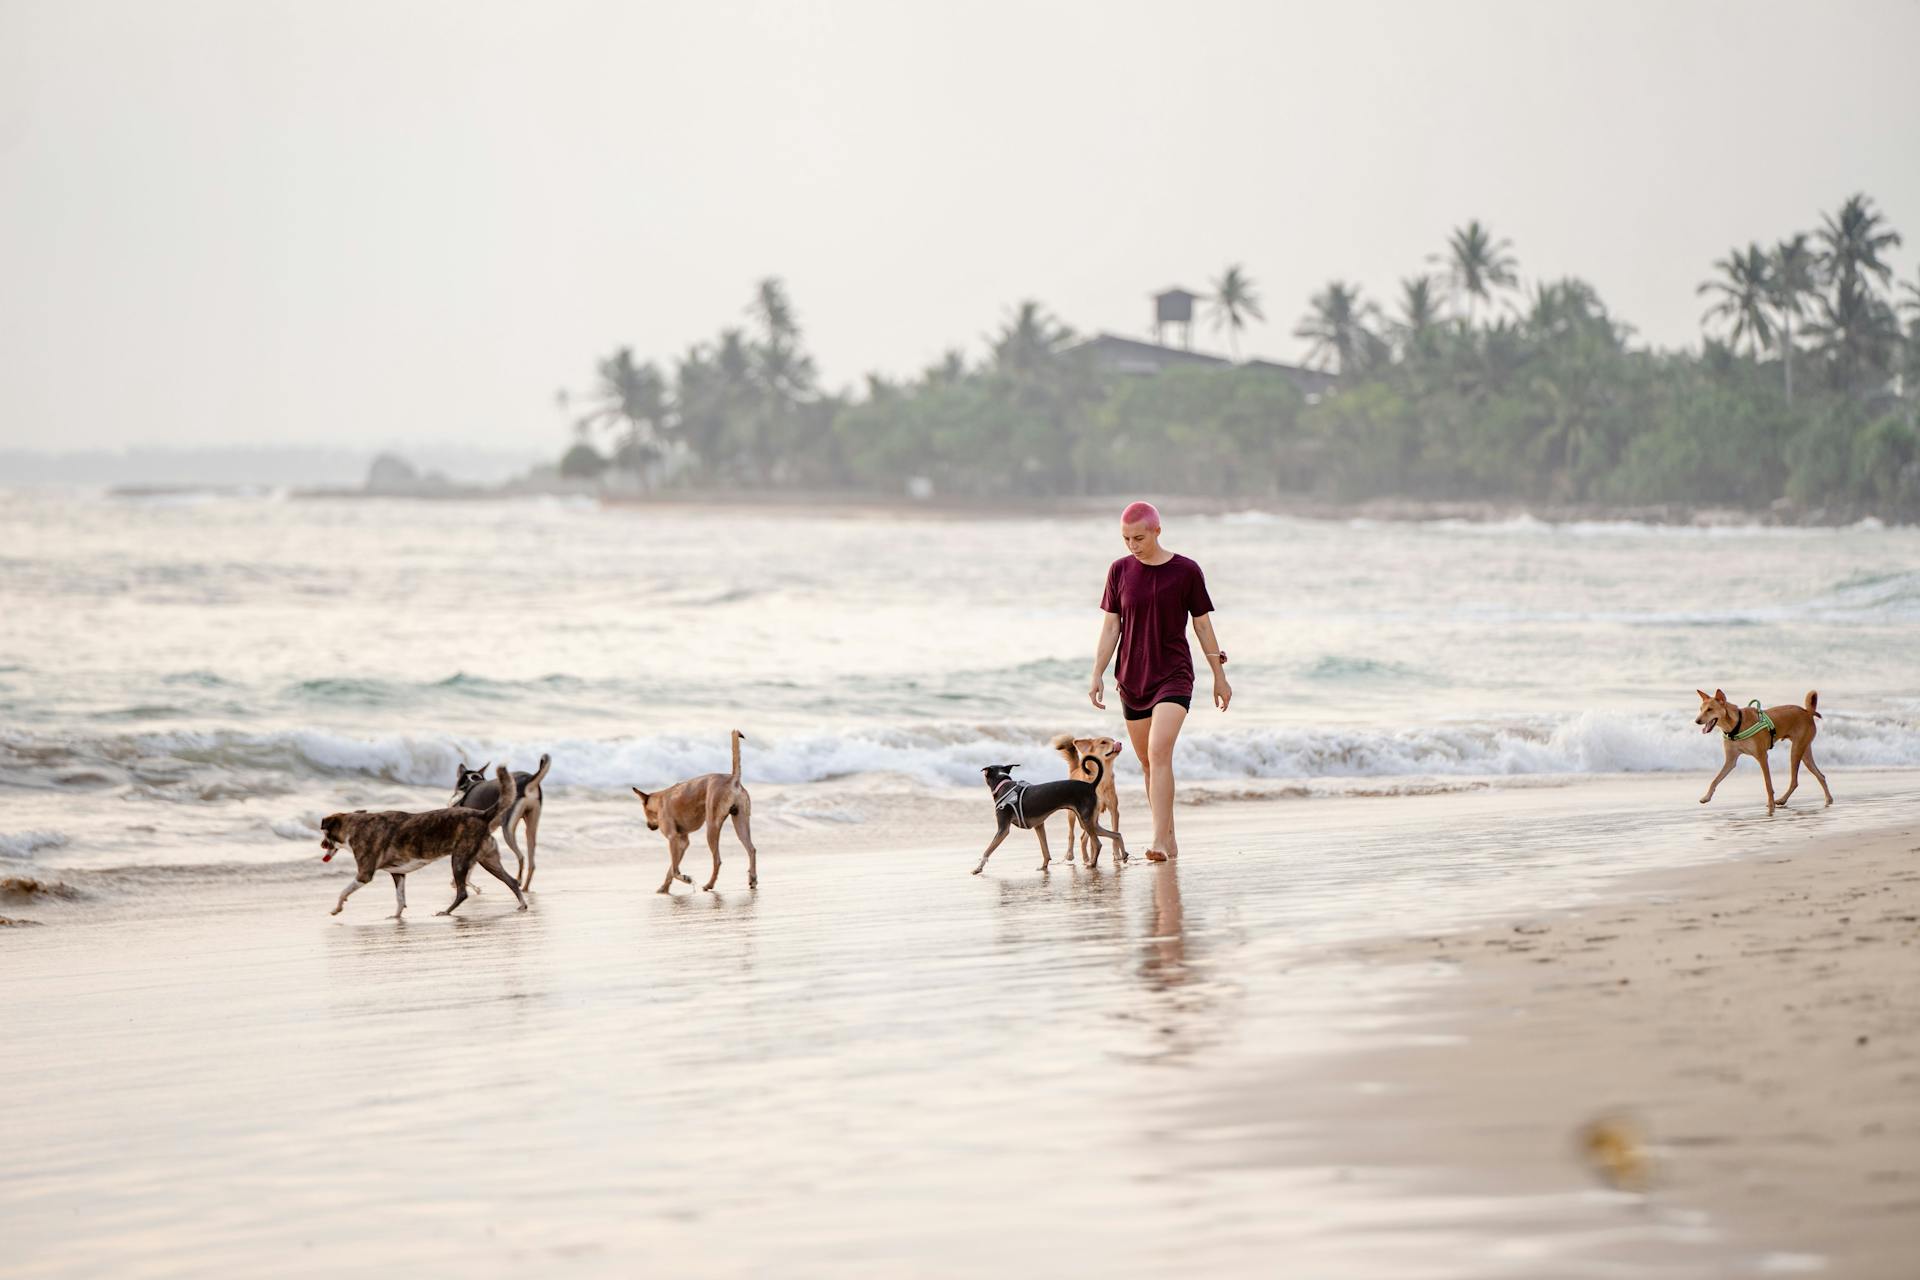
[972,756,1127,874]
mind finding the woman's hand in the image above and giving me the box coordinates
[1213,673,1232,712]
[1089,676,1106,710]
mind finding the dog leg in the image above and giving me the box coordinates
[1803,747,1833,806]
[520,805,540,891]
[729,799,758,889]
[391,872,408,919]
[1700,743,1738,804]
[331,875,370,916]
[1778,741,1805,806]
[972,825,1011,875]
[1063,811,1079,867]
[439,855,474,916]
[476,842,529,910]
[1757,750,1777,816]
[1033,821,1053,872]
[1091,819,1126,866]
[658,832,693,894]
[703,815,725,892]
[1096,800,1118,866]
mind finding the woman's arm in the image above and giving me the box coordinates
[1088,612,1121,709]
[1192,613,1231,711]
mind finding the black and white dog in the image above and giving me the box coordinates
[972,756,1126,874]
[451,758,547,889]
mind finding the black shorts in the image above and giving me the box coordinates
[1122,695,1191,721]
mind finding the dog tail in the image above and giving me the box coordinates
[730,730,745,784]
[1080,753,1105,790]
[1050,732,1079,762]
[496,754,550,856]
[1805,690,1821,719]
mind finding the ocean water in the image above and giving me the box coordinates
[1,490,1916,875]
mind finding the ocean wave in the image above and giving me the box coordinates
[4,710,1915,799]
[1300,655,1432,683]
[0,830,70,859]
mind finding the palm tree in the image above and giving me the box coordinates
[1208,264,1265,359]
[1392,275,1443,358]
[1770,233,1819,404]
[991,301,1073,377]
[1697,245,1775,357]
[1528,277,1614,344]
[1817,193,1903,294]
[750,277,799,347]
[576,347,670,474]
[1435,220,1518,324]
[923,349,968,387]
[738,279,817,483]
[1805,276,1902,393]
[1295,281,1380,375]
[1900,263,1920,324]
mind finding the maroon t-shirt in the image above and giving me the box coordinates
[1100,553,1215,709]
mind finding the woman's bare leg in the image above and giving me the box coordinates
[1145,702,1187,859]
[1126,714,1153,846]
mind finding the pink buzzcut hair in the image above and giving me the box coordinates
[1120,501,1162,529]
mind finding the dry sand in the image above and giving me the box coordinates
[1273,822,1920,1277]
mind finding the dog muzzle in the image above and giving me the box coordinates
[320,838,338,861]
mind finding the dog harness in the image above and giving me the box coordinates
[1725,699,1776,747]
[992,778,1035,829]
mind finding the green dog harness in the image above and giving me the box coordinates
[1725,699,1776,745]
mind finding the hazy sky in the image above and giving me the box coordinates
[4,0,1918,453]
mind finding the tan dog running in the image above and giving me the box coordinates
[1051,732,1123,865]
[632,729,759,893]
[1693,689,1832,817]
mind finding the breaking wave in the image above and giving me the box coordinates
[4,709,1915,798]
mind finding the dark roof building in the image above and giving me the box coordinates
[1064,333,1338,401]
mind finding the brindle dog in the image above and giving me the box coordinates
[320,756,546,918]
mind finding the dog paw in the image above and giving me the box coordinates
[516,903,528,911]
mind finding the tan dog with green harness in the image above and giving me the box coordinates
[1693,688,1832,817]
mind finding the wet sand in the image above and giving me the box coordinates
[4,776,1917,1277]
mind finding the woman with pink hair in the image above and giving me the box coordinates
[1088,501,1230,861]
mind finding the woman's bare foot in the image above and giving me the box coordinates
[1144,847,1171,863]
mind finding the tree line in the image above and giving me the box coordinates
[557,193,1920,515]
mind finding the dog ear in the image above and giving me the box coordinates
[632,787,648,801]
[1713,688,1726,702]
[1695,690,1709,702]
[1073,737,1094,754]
